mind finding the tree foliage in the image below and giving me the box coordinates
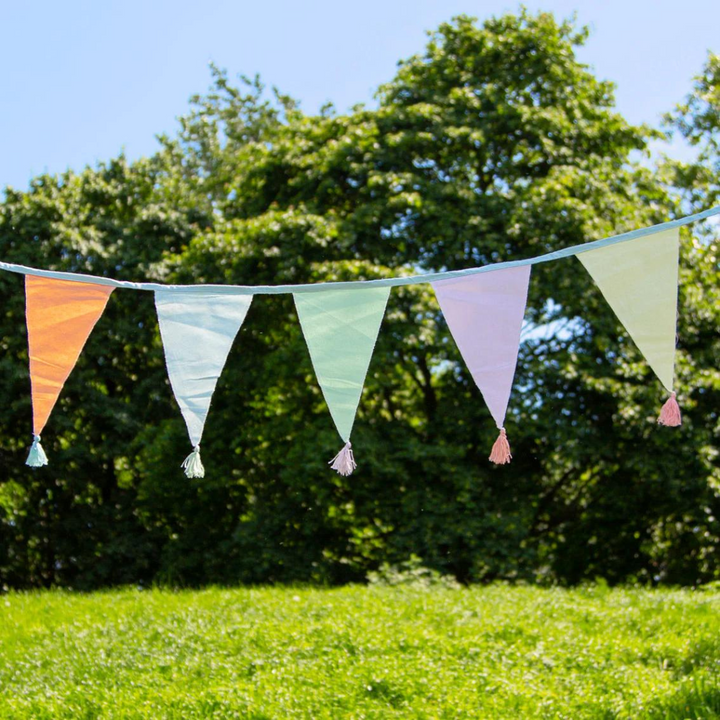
[0,12,718,589]
[666,52,720,209]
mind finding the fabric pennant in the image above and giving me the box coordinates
[155,290,253,477]
[432,265,531,463]
[25,275,115,465]
[576,228,679,395]
[294,287,390,474]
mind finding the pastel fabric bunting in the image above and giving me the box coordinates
[155,290,254,477]
[293,287,390,475]
[432,265,531,464]
[576,227,681,424]
[25,275,115,466]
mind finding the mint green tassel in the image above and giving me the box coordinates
[26,435,48,468]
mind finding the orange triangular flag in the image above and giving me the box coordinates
[25,275,114,465]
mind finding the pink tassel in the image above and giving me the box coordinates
[657,392,682,427]
[329,441,357,476]
[489,428,512,465]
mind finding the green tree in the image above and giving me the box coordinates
[654,52,720,583]
[0,158,200,588]
[667,53,720,209]
[0,12,717,589]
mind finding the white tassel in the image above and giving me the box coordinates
[26,435,48,468]
[181,445,205,478]
[329,441,356,476]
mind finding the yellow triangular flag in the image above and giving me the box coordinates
[577,228,679,392]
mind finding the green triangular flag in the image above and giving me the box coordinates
[577,228,679,392]
[294,287,390,472]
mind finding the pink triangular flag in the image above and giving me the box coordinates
[432,266,531,461]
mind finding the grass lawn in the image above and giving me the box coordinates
[1,584,719,718]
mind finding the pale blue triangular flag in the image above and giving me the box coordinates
[155,290,253,477]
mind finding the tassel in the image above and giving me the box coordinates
[329,441,356,476]
[181,445,205,478]
[657,392,682,427]
[26,435,49,468]
[489,428,512,465]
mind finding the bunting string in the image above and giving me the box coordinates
[1,206,718,294]
[5,206,719,474]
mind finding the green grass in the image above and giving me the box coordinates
[1,584,719,719]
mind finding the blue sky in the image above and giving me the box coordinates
[1,0,717,190]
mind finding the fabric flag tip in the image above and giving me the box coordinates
[657,392,682,427]
[154,290,253,478]
[181,445,205,478]
[26,435,48,468]
[489,428,512,465]
[432,265,530,440]
[293,286,389,474]
[577,228,679,393]
[329,441,356,476]
[25,275,114,446]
